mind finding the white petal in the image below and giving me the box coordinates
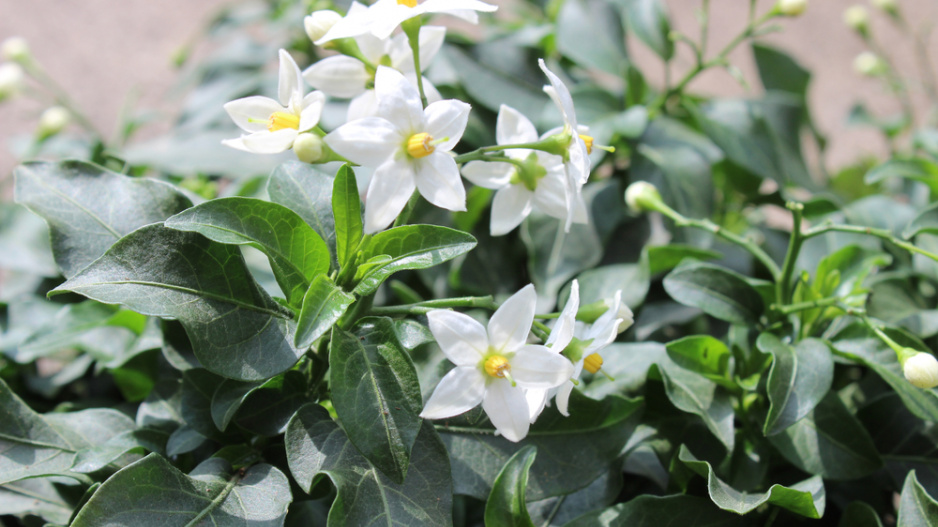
[555,381,574,417]
[423,78,443,104]
[355,32,388,63]
[363,159,417,233]
[569,138,591,186]
[418,26,447,70]
[511,345,575,389]
[422,0,498,15]
[531,165,569,218]
[224,96,282,133]
[496,104,538,146]
[324,117,401,166]
[299,91,325,131]
[240,129,298,154]
[348,90,379,120]
[461,161,514,189]
[302,56,370,98]
[490,185,533,236]
[415,153,467,211]
[546,280,578,351]
[278,49,303,108]
[482,379,530,442]
[420,366,486,419]
[366,1,418,40]
[425,99,471,152]
[315,1,372,43]
[221,137,250,152]
[526,388,549,422]
[488,284,536,353]
[427,310,489,366]
[539,59,577,128]
[375,66,425,133]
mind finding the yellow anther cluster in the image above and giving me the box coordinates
[268,112,300,132]
[407,132,435,158]
[579,134,594,155]
[484,355,511,378]
[397,0,418,7]
[583,353,603,374]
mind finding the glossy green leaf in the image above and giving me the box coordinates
[485,445,537,527]
[294,274,355,349]
[70,454,291,526]
[768,392,882,480]
[757,334,833,435]
[665,335,730,381]
[329,319,423,484]
[904,201,938,239]
[839,502,884,527]
[898,471,938,527]
[354,225,477,296]
[527,469,622,526]
[657,356,735,452]
[752,43,810,99]
[267,161,338,267]
[14,160,192,278]
[332,164,363,269]
[663,261,764,325]
[620,0,674,61]
[647,244,722,275]
[51,224,300,381]
[564,495,737,526]
[71,428,168,473]
[286,404,453,526]
[679,445,824,517]
[557,0,627,75]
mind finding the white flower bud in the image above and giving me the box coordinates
[1,37,30,63]
[293,132,324,163]
[0,63,25,100]
[37,106,71,139]
[625,181,663,214]
[903,352,938,389]
[305,11,343,43]
[777,0,807,16]
[610,299,634,334]
[853,51,883,76]
[844,5,870,32]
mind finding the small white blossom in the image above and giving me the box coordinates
[904,352,938,389]
[304,10,343,43]
[317,0,497,44]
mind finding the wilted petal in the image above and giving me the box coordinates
[546,280,578,351]
[363,159,417,233]
[490,185,533,236]
[416,153,466,211]
[460,161,514,189]
[427,309,488,366]
[302,56,370,98]
[488,284,536,353]
[375,66,425,133]
[482,379,530,442]
[425,99,471,152]
[496,104,538,147]
[420,366,486,419]
[241,129,298,154]
[278,49,303,107]
[512,345,575,389]
[324,117,401,166]
[224,96,282,133]
[298,91,325,131]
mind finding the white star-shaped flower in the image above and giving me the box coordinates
[461,104,587,236]
[316,0,497,44]
[420,284,575,442]
[324,66,470,233]
[223,50,325,154]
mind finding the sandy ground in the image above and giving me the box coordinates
[0,0,936,185]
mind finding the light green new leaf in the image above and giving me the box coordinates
[485,446,537,527]
[657,356,735,452]
[332,164,363,269]
[564,495,737,526]
[663,260,764,325]
[757,334,833,435]
[557,0,627,75]
[619,0,674,61]
[898,471,938,527]
[267,161,338,268]
[165,197,330,307]
[295,274,355,349]
[14,160,192,278]
[286,404,453,526]
[71,454,291,526]
[51,224,301,381]
[329,320,423,484]
[665,335,730,382]
[679,445,825,518]
[354,225,477,296]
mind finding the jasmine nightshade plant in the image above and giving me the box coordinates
[315,0,497,43]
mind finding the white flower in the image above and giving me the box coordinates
[305,10,344,43]
[903,352,938,389]
[777,0,807,16]
[223,49,326,154]
[324,66,470,233]
[420,284,575,442]
[0,63,24,100]
[461,104,587,236]
[317,0,497,44]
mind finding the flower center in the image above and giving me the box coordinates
[268,112,300,132]
[407,132,435,158]
[579,134,594,155]
[483,355,511,378]
[397,0,418,7]
[583,353,604,374]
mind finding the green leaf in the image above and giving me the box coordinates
[50,224,300,381]
[286,404,453,526]
[899,471,938,527]
[329,319,423,484]
[678,445,825,517]
[567,262,650,314]
[904,201,938,239]
[752,44,810,99]
[485,445,537,527]
[71,428,168,473]
[657,356,735,452]
[354,225,477,296]
[0,203,57,277]
[757,334,833,435]
[768,392,882,480]
[865,158,938,196]
[14,160,192,278]
[267,161,338,268]
[441,46,548,118]
[522,209,602,305]
[564,495,737,526]
[663,261,764,325]
[0,478,74,525]
[619,0,674,61]
[647,244,722,275]
[665,335,730,381]
[15,301,138,363]
[840,502,884,527]
[294,274,355,349]
[332,164,363,270]
[211,370,308,434]
[527,468,622,526]
[438,393,642,501]
[165,197,330,307]
[556,0,627,75]
[70,454,292,526]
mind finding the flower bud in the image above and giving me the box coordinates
[844,5,870,34]
[293,132,324,163]
[871,0,898,15]
[777,0,807,16]
[625,181,663,214]
[1,37,30,63]
[853,51,884,76]
[36,106,71,140]
[903,351,938,389]
[0,63,25,101]
[615,301,634,334]
[305,10,343,43]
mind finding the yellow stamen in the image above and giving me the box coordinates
[579,134,594,155]
[407,132,435,158]
[583,353,604,374]
[268,112,300,132]
[397,0,418,6]
[484,355,511,378]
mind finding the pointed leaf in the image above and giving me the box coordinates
[898,471,938,527]
[212,370,310,436]
[564,495,737,526]
[557,0,627,75]
[647,244,722,275]
[663,260,764,325]
[757,334,834,435]
[904,201,938,240]
[839,502,884,527]
[665,335,730,382]
[50,224,300,381]
[620,0,674,61]
[485,446,537,527]
[267,161,338,267]
[294,274,355,349]
[657,356,735,452]
[332,164,363,269]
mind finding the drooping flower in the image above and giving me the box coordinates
[222,49,326,154]
[420,284,575,442]
[324,66,470,233]
[461,104,587,235]
[316,0,497,44]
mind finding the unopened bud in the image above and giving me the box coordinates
[871,0,898,16]
[305,10,343,43]
[293,133,324,163]
[625,181,663,214]
[1,37,30,63]
[903,351,938,389]
[0,63,24,101]
[777,0,807,16]
[853,51,884,76]
[37,106,70,140]
[615,301,634,334]
[844,5,870,33]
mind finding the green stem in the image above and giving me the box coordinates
[368,296,499,316]
[776,202,805,305]
[771,296,845,316]
[664,210,780,278]
[402,17,428,108]
[531,320,551,342]
[803,223,938,262]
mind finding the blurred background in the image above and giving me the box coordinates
[0,0,936,182]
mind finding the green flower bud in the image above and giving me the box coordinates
[624,181,664,214]
[36,106,70,140]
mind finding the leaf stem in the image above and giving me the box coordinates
[771,296,845,316]
[803,223,938,262]
[776,202,805,305]
[402,18,428,108]
[368,296,499,316]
